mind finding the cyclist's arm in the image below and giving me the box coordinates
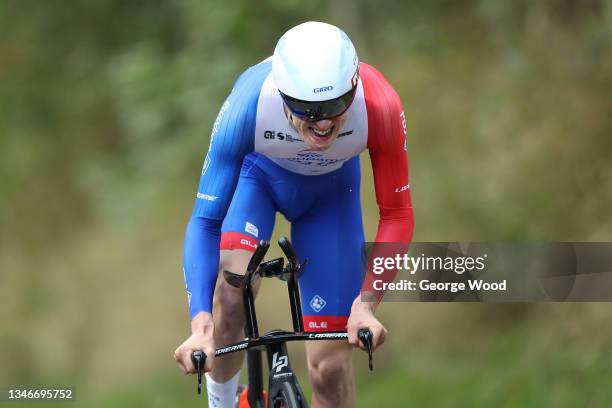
[183,62,269,320]
[184,132,253,319]
[361,63,414,303]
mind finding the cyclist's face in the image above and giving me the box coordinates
[286,108,348,151]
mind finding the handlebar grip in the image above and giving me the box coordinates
[357,328,374,371]
[191,351,207,395]
[278,236,299,266]
[246,240,270,272]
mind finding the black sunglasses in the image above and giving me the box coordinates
[280,85,357,122]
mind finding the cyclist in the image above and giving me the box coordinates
[174,21,414,407]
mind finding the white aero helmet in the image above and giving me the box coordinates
[272,21,359,121]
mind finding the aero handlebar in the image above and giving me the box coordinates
[190,237,375,396]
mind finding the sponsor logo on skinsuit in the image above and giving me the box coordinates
[264,130,303,142]
[394,184,410,193]
[245,222,259,237]
[337,130,354,138]
[201,154,211,175]
[308,321,328,329]
[210,101,230,148]
[309,295,326,312]
[240,238,257,250]
[400,111,407,150]
[197,192,219,201]
[288,150,343,167]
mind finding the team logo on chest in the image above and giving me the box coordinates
[263,130,303,142]
[288,149,344,167]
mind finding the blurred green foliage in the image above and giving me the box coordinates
[1,0,612,406]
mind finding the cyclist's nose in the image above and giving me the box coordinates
[312,119,333,130]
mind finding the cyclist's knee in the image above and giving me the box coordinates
[307,344,353,404]
[213,281,243,321]
[213,249,253,335]
[219,248,252,277]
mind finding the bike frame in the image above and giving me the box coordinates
[191,237,372,407]
[221,238,347,407]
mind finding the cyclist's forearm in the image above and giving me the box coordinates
[375,208,414,243]
[183,216,222,319]
[360,213,414,304]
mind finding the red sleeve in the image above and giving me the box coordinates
[362,63,414,243]
[360,63,414,302]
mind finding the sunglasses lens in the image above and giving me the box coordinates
[281,86,357,122]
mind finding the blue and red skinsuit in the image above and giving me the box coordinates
[183,59,414,331]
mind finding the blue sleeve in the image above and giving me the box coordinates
[183,217,222,318]
[183,60,271,319]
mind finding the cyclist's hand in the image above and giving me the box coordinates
[347,298,387,352]
[174,312,215,374]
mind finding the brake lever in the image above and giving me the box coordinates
[191,350,206,394]
[357,328,374,371]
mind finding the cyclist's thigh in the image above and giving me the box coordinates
[291,157,365,332]
[220,154,276,256]
[217,154,276,302]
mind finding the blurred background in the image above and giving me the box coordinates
[1,0,612,406]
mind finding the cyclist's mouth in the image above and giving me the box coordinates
[309,126,334,141]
